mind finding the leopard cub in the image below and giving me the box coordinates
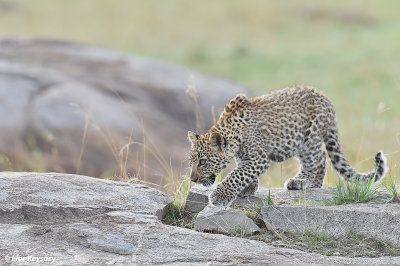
[188,86,387,207]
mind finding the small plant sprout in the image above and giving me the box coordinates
[297,189,307,205]
[215,170,223,183]
[267,189,274,205]
[333,175,378,205]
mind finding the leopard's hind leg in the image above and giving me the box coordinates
[285,137,326,190]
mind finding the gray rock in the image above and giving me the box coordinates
[185,185,338,213]
[262,203,400,246]
[194,205,260,235]
[0,38,251,180]
[185,184,214,213]
[1,172,400,265]
[266,187,337,205]
[0,172,170,221]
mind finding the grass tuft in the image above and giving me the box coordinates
[162,202,197,229]
[163,174,196,228]
[333,176,377,205]
[383,177,400,202]
[230,224,253,238]
[170,174,192,209]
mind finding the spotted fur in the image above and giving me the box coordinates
[188,86,387,207]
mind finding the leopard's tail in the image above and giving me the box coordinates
[323,125,387,183]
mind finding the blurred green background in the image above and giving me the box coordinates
[1,0,399,187]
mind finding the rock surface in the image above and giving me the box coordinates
[1,172,400,265]
[185,184,338,213]
[0,38,250,181]
[194,205,260,235]
[262,203,400,246]
[0,172,170,221]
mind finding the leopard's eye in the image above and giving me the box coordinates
[198,159,206,166]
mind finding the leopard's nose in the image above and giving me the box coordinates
[190,172,199,182]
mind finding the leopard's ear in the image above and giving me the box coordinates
[210,132,227,152]
[187,131,199,144]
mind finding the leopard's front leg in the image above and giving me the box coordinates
[209,155,269,207]
[238,179,258,198]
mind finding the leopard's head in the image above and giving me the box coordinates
[187,131,230,186]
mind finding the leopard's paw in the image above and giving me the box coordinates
[238,182,258,198]
[209,188,235,207]
[285,178,309,190]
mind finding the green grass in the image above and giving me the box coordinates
[0,152,48,172]
[333,176,377,205]
[383,177,400,202]
[162,202,196,229]
[215,171,223,183]
[299,230,333,248]
[0,154,13,171]
[319,200,336,206]
[266,189,274,206]
[170,174,191,209]
[0,0,399,188]
[231,224,253,238]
